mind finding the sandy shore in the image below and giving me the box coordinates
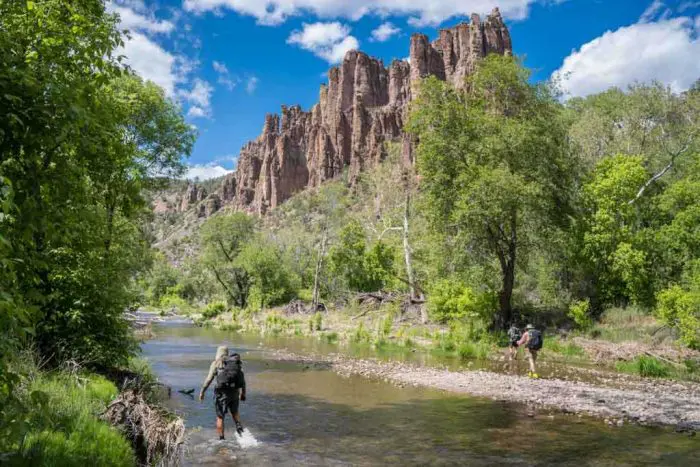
[268,349,700,432]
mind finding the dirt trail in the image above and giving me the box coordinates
[269,350,700,431]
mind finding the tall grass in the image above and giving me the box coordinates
[14,371,134,466]
[593,306,662,343]
[546,338,586,358]
[616,356,672,378]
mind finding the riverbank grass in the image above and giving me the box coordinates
[13,370,134,466]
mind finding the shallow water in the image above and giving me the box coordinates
[142,323,700,466]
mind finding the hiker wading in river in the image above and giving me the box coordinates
[517,324,543,379]
[199,346,247,439]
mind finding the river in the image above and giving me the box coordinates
[142,322,700,466]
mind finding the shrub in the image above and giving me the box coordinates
[655,285,700,349]
[568,299,593,331]
[202,301,227,320]
[616,356,672,378]
[313,312,323,331]
[427,278,495,324]
[351,322,371,343]
[457,341,491,360]
[380,313,393,338]
[159,292,192,313]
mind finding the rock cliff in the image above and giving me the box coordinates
[201,8,512,215]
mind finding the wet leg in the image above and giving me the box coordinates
[216,416,225,440]
[231,412,243,434]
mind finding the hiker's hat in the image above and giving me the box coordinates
[526,324,535,330]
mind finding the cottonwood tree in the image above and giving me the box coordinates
[408,55,573,329]
[199,213,255,308]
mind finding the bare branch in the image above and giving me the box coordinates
[378,226,402,240]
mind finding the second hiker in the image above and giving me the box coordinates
[516,324,543,378]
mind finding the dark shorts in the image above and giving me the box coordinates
[214,388,239,418]
[510,340,519,348]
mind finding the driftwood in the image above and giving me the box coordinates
[104,390,185,466]
[356,291,398,305]
[284,300,327,315]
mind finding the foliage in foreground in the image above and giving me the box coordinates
[0,0,193,368]
[4,362,133,466]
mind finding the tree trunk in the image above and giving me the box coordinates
[403,192,416,300]
[312,230,327,307]
[498,261,514,330]
[402,190,426,323]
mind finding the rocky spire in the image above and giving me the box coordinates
[213,9,512,215]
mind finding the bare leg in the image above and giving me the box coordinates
[216,416,225,439]
[527,350,537,374]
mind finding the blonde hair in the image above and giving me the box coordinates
[214,345,229,363]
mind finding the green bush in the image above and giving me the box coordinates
[322,332,339,344]
[159,292,192,313]
[427,278,495,324]
[313,312,323,331]
[380,312,393,338]
[655,285,700,349]
[616,356,672,378]
[202,301,227,320]
[351,322,371,344]
[457,341,491,360]
[568,299,593,331]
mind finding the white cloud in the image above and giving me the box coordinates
[287,22,359,63]
[212,61,228,74]
[183,0,534,27]
[109,1,196,98]
[213,60,240,90]
[371,22,401,42]
[184,164,234,180]
[180,79,214,118]
[679,1,700,12]
[553,17,700,99]
[187,106,207,118]
[118,32,181,95]
[109,4,175,34]
[639,0,671,23]
[246,76,259,94]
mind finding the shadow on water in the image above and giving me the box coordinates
[143,324,700,466]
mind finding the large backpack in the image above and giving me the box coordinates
[508,326,521,342]
[527,329,543,350]
[215,356,242,390]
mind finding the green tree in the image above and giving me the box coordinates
[199,213,256,308]
[0,0,194,366]
[329,220,395,292]
[238,238,295,310]
[408,55,572,329]
[578,155,653,305]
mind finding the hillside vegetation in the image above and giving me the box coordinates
[144,57,700,373]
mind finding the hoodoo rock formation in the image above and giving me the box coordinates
[202,8,512,215]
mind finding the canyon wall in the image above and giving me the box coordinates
[204,8,512,215]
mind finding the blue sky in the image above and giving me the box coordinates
[109,1,699,179]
